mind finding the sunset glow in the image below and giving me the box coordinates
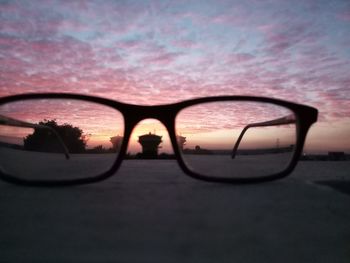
[1,0,349,153]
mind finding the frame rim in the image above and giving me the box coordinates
[0,92,318,186]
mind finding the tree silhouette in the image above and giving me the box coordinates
[23,119,87,153]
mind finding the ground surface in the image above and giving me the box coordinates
[0,160,349,262]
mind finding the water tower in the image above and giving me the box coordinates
[138,132,162,157]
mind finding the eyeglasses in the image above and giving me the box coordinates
[0,93,318,186]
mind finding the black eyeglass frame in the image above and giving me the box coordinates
[0,93,318,186]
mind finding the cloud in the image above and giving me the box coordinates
[171,39,198,49]
[337,10,350,22]
[141,51,184,65]
[225,53,255,64]
[0,0,349,132]
[259,21,316,54]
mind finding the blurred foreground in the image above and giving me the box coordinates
[0,160,349,262]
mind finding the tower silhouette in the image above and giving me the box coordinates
[138,132,162,158]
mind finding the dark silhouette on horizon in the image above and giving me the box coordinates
[138,132,162,158]
[23,119,86,154]
[177,135,186,150]
[182,145,213,155]
[110,135,123,152]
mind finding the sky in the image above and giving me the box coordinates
[0,0,349,153]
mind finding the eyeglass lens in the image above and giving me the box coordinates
[0,99,124,181]
[176,101,297,178]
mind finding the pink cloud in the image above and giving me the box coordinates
[141,52,183,65]
[0,1,348,128]
[337,10,350,22]
[258,19,320,55]
[58,20,90,32]
[116,39,143,50]
[171,39,198,49]
[225,53,255,64]
[211,13,247,26]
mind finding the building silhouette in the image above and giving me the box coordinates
[138,132,162,158]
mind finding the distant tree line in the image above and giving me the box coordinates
[85,145,116,154]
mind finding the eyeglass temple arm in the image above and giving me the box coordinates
[231,114,296,159]
[0,115,70,160]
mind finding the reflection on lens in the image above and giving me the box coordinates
[0,99,124,181]
[176,101,296,178]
